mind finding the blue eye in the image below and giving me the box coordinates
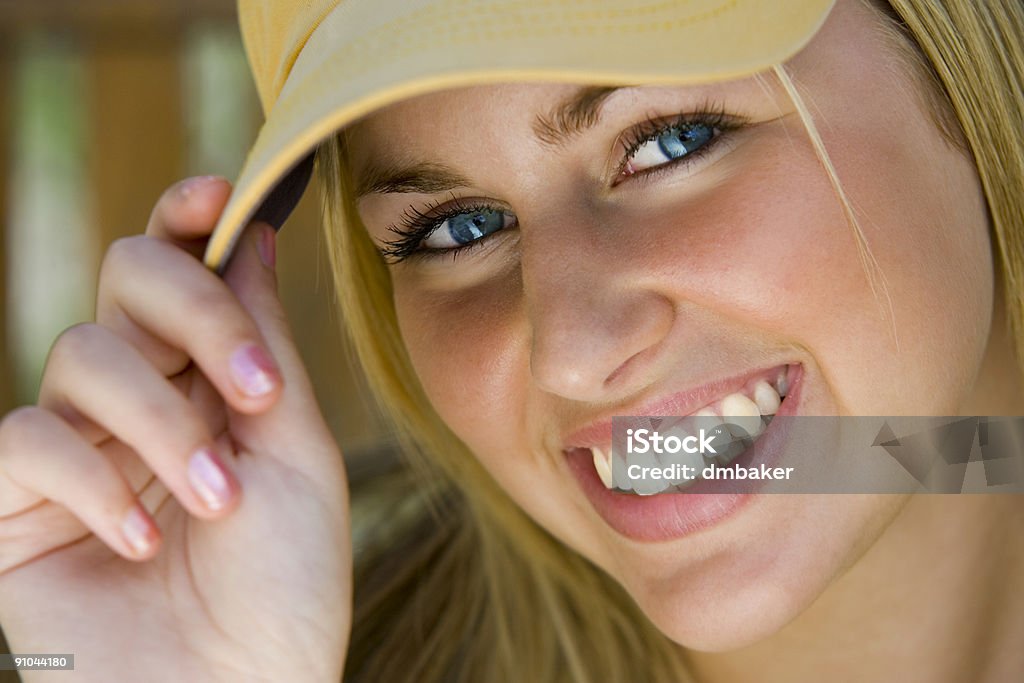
[381,197,518,263]
[379,112,736,263]
[624,122,717,175]
[421,207,515,250]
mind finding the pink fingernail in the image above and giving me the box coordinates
[178,175,224,200]
[121,504,155,555]
[258,225,277,268]
[229,344,279,398]
[187,448,236,511]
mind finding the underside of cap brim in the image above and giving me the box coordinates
[204,0,836,272]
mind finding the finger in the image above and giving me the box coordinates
[37,323,241,519]
[34,372,214,449]
[221,223,340,459]
[171,370,229,439]
[0,407,161,561]
[145,176,232,256]
[102,438,164,498]
[91,235,284,415]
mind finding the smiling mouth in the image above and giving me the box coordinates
[580,364,794,493]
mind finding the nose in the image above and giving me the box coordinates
[523,216,674,403]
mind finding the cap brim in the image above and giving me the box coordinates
[204,0,836,272]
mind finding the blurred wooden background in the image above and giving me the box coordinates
[0,1,390,674]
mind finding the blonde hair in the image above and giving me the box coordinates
[316,1,1024,680]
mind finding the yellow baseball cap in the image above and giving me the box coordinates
[203,0,836,272]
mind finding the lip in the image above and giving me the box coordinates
[563,363,804,542]
[563,364,795,450]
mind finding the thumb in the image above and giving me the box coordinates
[220,222,334,458]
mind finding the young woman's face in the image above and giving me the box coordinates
[348,0,993,649]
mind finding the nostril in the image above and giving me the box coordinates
[603,348,647,388]
[526,280,673,402]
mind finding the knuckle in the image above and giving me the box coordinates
[98,236,152,298]
[47,322,107,371]
[101,235,149,276]
[0,406,46,452]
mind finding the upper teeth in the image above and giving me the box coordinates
[753,379,782,414]
[591,371,788,491]
[720,392,762,437]
[592,446,614,488]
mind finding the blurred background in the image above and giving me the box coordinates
[0,1,392,672]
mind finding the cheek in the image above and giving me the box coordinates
[815,102,993,411]
[392,275,526,446]
[614,115,990,414]
[609,128,898,406]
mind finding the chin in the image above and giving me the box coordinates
[607,491,911,652]
[631,566,823,651]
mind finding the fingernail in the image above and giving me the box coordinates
[178,175,224,200]
[258,225,276,268]
[121,504,156,555]
[187,447,236,511]
[229,343,279,398]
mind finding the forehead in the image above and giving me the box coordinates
[345,82,589,158]
[344,78,777,164]
[342,0,895,172]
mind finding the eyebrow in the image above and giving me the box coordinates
[355,161,471,198]
[532,85,625,147]
[354,85,627,199]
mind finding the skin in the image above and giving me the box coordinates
[0,0,1020,681]
[0,187,352,682]
[351,0,1024,678]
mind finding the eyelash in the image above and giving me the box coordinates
[380,195,507,263]
[380,104,746,264]
[614,105,742,182]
